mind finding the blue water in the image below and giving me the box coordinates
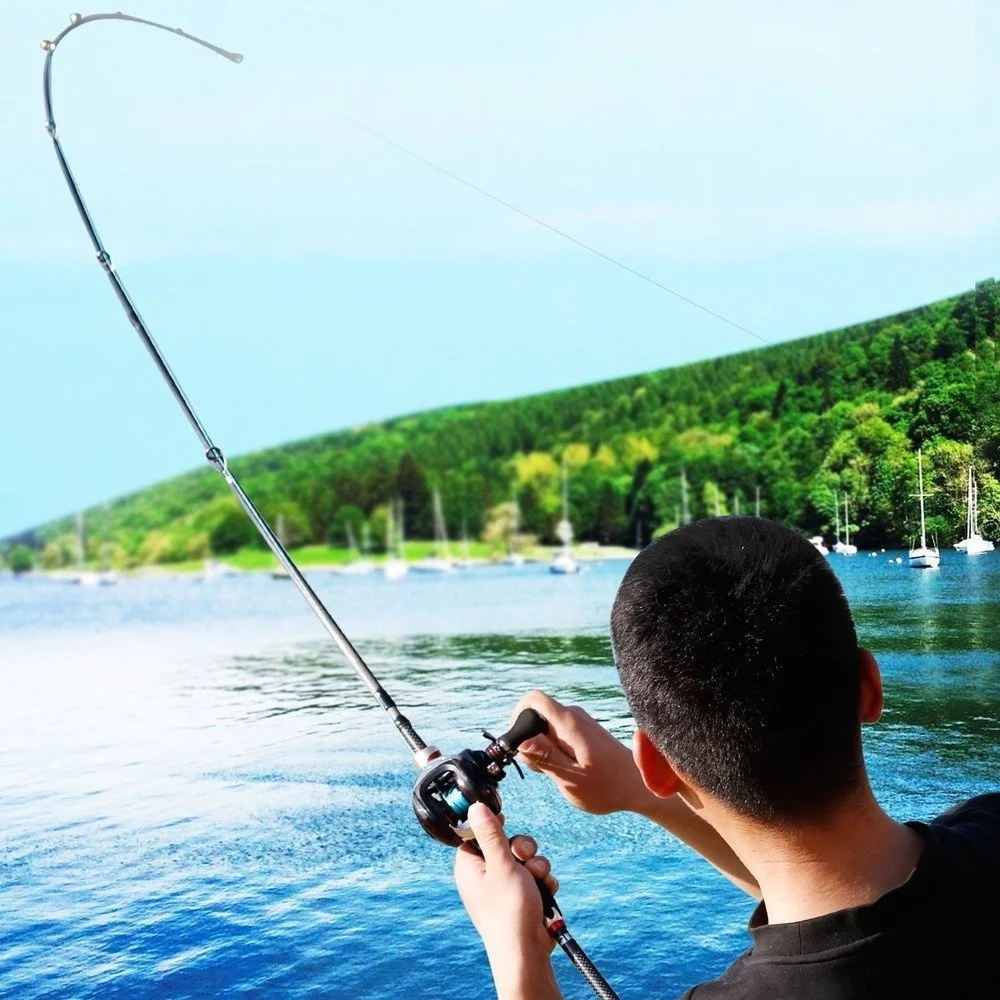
[1,552,998,998]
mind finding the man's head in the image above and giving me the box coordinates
[612,517,871,823]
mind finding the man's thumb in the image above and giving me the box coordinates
[467,802,512,866]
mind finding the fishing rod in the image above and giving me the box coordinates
[40,12,619,999]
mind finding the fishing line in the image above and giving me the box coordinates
[334,109,770,347]
[40,12,620,999]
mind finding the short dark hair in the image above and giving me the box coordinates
[612,517,862,821]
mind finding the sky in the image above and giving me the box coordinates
[1,0,997,538]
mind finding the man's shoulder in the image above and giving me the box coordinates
[923,792,1000,870]
[929,792,1000,832]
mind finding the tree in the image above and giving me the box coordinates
[333,504,366,547]
[887,332,911,390]
[8,545,34,574]
[594,480,623,544]
[396,452,432,539]
[205,497,256,554]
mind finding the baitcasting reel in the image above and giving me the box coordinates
[412,708,549,845]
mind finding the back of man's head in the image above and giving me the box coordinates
[612,517,862,823]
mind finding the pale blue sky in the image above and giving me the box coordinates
[1,0,997,537]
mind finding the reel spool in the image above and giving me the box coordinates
[412,708,548,845]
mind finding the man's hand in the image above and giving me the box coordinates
[454,803,563,1000]
[510,690,654,815]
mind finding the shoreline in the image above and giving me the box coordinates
[23,543,640,581]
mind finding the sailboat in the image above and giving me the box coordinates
[271,513,291,579]
[412,489,454,573]
[67,511,101,585]
[96,504,118,584]
[336,521,375,575]
[384,498,408,580]
[201,557,238,581]
[505,490,525,567]
[954,466,995,554]
[550,455,581,574]
[810,535,830,555]
[838,496,858,555]
[831,491,846,554]
[909,450,940,569]
[454,521,474,569]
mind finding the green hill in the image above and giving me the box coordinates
[15,278,1000,569]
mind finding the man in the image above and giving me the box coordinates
[454,517,1000,998]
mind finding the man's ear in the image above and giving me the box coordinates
[632,729,683,798]
[859,647,884,723]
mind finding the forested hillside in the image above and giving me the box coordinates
[17,278,1000,568]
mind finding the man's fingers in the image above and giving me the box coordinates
[510,835,537,861]
[467,802,514,868]
[518,733,577,770]
[525,855,551,880]
[509,690,565,729]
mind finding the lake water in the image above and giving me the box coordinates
[1,552,998,999]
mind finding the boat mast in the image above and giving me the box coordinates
[969,467,976,538]
[561,455,573,548]
[755,485,761,517]
[917,450,928,550]
[834,490,840,544]
[77,510,85,569]
[844,496,850,549]
[680,469,690,525]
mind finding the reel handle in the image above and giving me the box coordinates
[496,708,548,752]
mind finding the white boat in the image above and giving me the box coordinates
[384,498,408,580]
[550,549,580,574]
[336,521,375,575]
[201,558,238,582]
[454,523,474,569]
[412,489,455,573]
[909,450,940,569]
[550,456,581,574]
[505,491,525,566]
[955,466,994,555]
[810,535,830,555]
[831,491,848,555]
[838,496,858,555]
[64,511,104,585]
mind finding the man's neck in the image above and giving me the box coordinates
[722,787,924,925]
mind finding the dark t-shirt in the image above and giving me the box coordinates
[681,794,1000,999]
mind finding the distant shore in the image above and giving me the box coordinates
[23,541,639,580]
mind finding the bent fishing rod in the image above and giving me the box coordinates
[41,12,619,999]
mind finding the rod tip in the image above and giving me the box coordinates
[231,52,244,63]
[69,12,82,25]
